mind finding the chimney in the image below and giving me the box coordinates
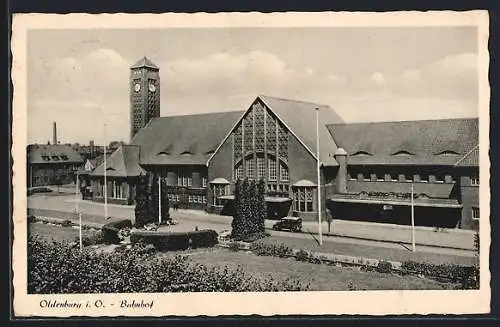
[89,140,95,156]
[334,147,348,194]
[52,122,57,145]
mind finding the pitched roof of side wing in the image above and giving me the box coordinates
[326,118,479,166]
[131,111,245,166]
[91,145,145,177]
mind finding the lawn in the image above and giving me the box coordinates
[29,221,96,243]
[263,235,477,266]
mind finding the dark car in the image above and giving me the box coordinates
[27,186,53,196]
[272,217,302,232]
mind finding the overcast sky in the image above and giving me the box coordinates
[27,27,479,144]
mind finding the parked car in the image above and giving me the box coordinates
[272,217,302,232]
[27,186,53,196]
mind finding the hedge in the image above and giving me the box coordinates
[130,229,218,251]
[28,236,308,293]
[401,260,479,289]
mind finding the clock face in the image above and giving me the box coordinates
[149,83,156,92]
[134,83,141,92]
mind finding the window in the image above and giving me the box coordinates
[268,158,277,181]
[201,176,208,188]
[202,195,207,204]
[111,181,123,199]
[51,156,60,161]
[177,171,192,186]
[279,162,289,181]
[211,184,228,206]
[188,195,194,203]
[471,174,479,186]
[41,155,50,161]
[257,157,265,179]
[235,164,244,180]
[246,158,255,179]
[293,187,314,212]
[472,207,480,220]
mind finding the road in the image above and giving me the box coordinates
[27,193,477,265]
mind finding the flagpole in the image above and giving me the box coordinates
[103,123,108,220]
[411,182,416,252]
[158,175,162,225]
[76,172,82,251]
[316,107,323,245]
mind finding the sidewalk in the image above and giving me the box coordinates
[28,195,475,251]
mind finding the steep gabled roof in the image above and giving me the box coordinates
[91,145,145,177]
[131,111,245,166]
[259,95,344,166]
[208,95,344,167]
[327,118,478,166]
[130,56,159,70]
[27,144,84,164]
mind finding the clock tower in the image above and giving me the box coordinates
[130,56,160,140]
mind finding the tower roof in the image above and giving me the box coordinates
[130,56,159,70]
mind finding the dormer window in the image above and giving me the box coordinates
[51,156,60,161]
[351,151,372,156]
[392,151,415,156]
[180,151,193,156]
[157,151,170,156]
[435,150,460,156]
[41,155,50,161]
[60,155,69,160]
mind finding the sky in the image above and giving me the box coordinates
[27,27,479,144]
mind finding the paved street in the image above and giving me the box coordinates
[27,192,477,265]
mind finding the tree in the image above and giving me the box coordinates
[134,173,151,228]
[150,173,159,223]
[231,179,244,239]
[231,178,266,240]
[256,179,267,233]
[160,177,170,222]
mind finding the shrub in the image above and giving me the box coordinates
[61,219,73,227]
[240,232,269,243]
[28,236,308,293]
[135,173,153,228]
[474,231,480,258]
[295,249,309,262]
[228,241,241,252]
[190,230,218,248]
[106,219,133,230]
[401,260,479,289]
[78,230,105,246]
[160,178,170,222]
[28,215,37,224]
[250,241,292,258]
[130,229,218,251]
[376,261,393,274]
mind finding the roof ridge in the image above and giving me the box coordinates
[327,117,479,126]
[259,94,329,107]
[159,110,245,119]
